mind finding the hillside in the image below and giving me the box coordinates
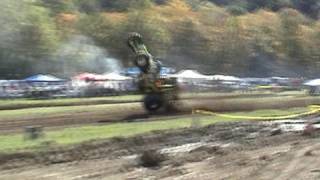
[0,0,319,78]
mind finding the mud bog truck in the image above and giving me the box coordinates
[127,32,179,112]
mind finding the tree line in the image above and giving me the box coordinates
[0,0,319,78]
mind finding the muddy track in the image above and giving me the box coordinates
[0,102,186,133]
[0,121,319,179]
[0,92,290,111]
[0,95,319,134]
[0,122,298,169]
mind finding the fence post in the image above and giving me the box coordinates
[24,126,43,140]
[191,109,201,128]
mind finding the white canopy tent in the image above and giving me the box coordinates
[169,70,210,80]
[71,72,134,91]
[103,72,132,81]
[304,79,320,86]
[102,72,135,92]
[208,75,241,81]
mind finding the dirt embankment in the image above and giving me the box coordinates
[1,121,320,180]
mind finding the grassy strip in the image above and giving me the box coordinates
[0,107,308,152]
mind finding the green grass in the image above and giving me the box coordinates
[0,107,309,152]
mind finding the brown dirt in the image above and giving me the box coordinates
[0,121,320,179]
[0,95,320,134]
[0,92,286,111]
[0,103,144,133]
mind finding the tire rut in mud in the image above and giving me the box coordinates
[0,121,312,170]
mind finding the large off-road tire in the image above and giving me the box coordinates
[143,94,163,112]
[134,54,150,73]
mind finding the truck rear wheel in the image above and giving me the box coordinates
[144,94,163,112]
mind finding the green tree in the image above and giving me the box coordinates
[73,0,100,13]
[77,14,114,47]
[0,0,60,78]
[41,0,76,14]
[100,0,153,11]
[291,0,320,19]
[113,9,171,65]
[279,9,305,63]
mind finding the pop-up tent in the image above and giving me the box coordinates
[73,72,132,81]
[208,75,241,81]
[304,79,320,86]
[24,74,65,82]
[170,70,210,80]
[123,67,140,76]
[103,72,132,81]
[304,79,320,95]
[160,67,176,76]
[73,73,106,81]
[123,67,176,76]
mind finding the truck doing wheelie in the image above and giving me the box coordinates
[127,32,179,112]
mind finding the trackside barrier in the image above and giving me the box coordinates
[193,105,320,121]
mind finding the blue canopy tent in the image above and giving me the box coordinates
[24,74,65,82]
[160,67,176,76]
[23,74,67,98]
[122,67,140,76]
[122,67,176,77]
